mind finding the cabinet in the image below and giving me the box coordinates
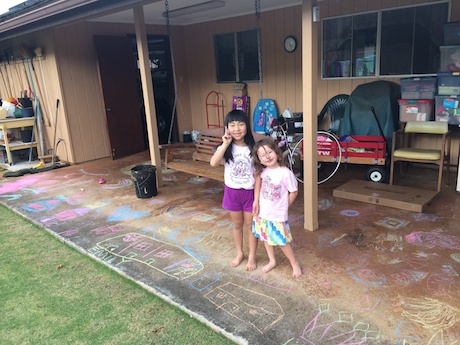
[0,118,42,165]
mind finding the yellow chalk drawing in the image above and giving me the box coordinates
[401,297,460,344]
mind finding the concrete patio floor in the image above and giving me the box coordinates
[1,150,459,344]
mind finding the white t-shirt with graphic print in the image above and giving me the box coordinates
[258,166,298,222]
[224,144,255,190]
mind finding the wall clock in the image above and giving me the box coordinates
[284,35,297,52]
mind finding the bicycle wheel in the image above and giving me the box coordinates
[317,131,342,185]
[282,138,304,183]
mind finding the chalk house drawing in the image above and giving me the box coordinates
[89,233,204,280]
[204,282,285,334]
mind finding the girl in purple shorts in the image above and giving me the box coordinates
[210,110,258,271]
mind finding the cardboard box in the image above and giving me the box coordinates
[398,99,434,122]
[232,96,250,115]
[333,179,438,212]
[232,83,247,97]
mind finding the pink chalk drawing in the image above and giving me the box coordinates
[204,282,285,334]
[426,273,454,295]
[0,175,43,194]
[405,230,460,250]
[58,229,80,237]
[91,224,130,236]
[22,198,64,212]
[40,208,92,224]
[355,295,380,312]
[247,272,294,293]
[88,233,203,280]
[301,303,380,344]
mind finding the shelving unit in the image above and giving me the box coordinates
[0,117,42,165]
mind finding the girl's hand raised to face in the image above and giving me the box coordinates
[222,126,232,145]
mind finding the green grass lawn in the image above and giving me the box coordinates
[0,204,235,345]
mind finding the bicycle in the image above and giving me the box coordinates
[271,118,342,185]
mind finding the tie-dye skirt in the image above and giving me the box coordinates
[252,216,292,246]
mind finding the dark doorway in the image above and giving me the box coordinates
[128,35,179,145]
[93,35,145,159]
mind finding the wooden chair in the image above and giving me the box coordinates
[389,121,451,192]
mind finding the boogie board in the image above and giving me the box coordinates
[252,98,278,134]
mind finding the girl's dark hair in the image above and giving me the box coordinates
[252,139,284,175]
[223,110,255,162]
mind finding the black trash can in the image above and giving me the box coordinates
[131,165,157,198]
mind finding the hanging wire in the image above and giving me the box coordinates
[255,0,263,100]
[164,0,190,144]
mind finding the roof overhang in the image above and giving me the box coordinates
[0,0,157,42]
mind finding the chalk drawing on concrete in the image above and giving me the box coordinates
[188,177,210,184]
[374,217,409,229]
[78,168,111,176]
[90,224,131,236]
[247,272,294,293]
[394,320,423,344]
[318,197,332,211]
[22,197,65,212]
[90,233,204,280]
[340,210,360,217]
[405,230,460,250]
[189,270,220,291]
[400,297,460,344]
[107,205,150,222]
[162,175,177,182]
[355,295,380,312]
[204,282,285,334]
[0,194,21,200]
[450,253,460,263]
[40,207,92,225]
[300,303,381,344]
[101,179,133,189]
[412,213,438,222]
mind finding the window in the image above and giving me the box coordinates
[322,2,449,78]
[214,29,260,83]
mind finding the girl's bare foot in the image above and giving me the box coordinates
[246,255,257,271]
[230,253,244,268]
[262,260,277,273]
[292,261,302,278]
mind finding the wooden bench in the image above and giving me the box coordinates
[159,128,267,181]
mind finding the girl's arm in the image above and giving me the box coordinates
[252,174,262,216]
[210,143,229,167]
[288,190,298,207]
[210,127,232,167]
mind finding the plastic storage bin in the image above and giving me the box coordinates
[437,72,460,95]
[398,99,434,122]
[444,22,460,46]
[400,77,437,99]
[439,47,460,72]
[435,96,460,125]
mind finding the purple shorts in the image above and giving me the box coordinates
[222,185,254,213]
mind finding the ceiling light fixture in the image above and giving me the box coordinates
[162,1,225,18]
